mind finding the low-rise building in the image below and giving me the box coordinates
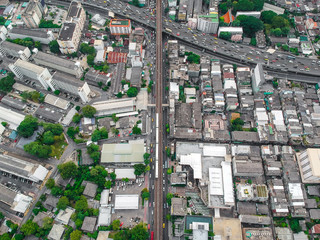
[8,28,54,44]
[33,51,83,78]
[48,224,65,240]
[0,41,31,60]
[171,198,187,216]
[242,228,273,240]
[114,195,139,209]
[101,143,144,164]
[81,217,97,233]
[92,98,136,117]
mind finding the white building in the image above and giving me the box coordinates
[235,11,261,18]
[110,19,131,35]
[0,105,25,130]
[218,27,243,36]
[21,0,46,28]
[0,26,8,42]
[297,148,320,183]
[57,22,82,54]
[252,63,265,93]
[114,195,139,209]
[9,28,55,44]
[0,41,31,60]
[9,59,55,90]
[92,98,136,116]
[197,14,219,34]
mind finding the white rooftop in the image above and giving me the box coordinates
[208,168,223,196]
[222,161,234,206]
[0,105,25,130]
[203,146,226,157]
[114,168,136,180]
[12,193,32,213]
[180,153,202,179]
[288,183,304,200]
[114,195,139,209]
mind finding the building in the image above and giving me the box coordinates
[8,28,55,44]
[21,0,46,28]
[57,22,81,54]
[297,148,320,183]
[33,51,83,78]
[92,98,136,117]
[48,224,65,240]
[0,41,31,60]
[91,14,106,26]
[0,154,49,183]
[252,63,265,93]
[171,198,187,216]
[100,143,144,164]
[0,106,25,130]
[197,13,219,34]
[66,1,86,30]
[83,182,98,198]
[114,169,136,180]
[218,27,243,36]
[81,217,97,233]
[35,106,63,123]
[55,208,74,225]
[0,183,33,214]
[114,195,139,209]
[263,3,285,14]
[242,228,273,240]
[110,19,131,35]
[1,95,26,111]
[9,59,55,90]
[235,11,261,18]
[44,94,70,110]
[213,218,242,240]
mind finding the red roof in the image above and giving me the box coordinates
[223,72,235,79]
[312,224,320,234]
[222,9,235,24]
[107,52,128,64]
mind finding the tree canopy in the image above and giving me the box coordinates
[127,87,138,97]
[49,40,60,54]
[82,105,96,118]
[42,123,64,136]
[58,161,78,179]
[0,73,15,93]
[91,127,108,142]
[45,178,55,189]
[79,43,96,55]
[261,10,277,24]
[57,196,69,210]
[134,164,146,176]
[75,195,88,212]
[20,220,39,236]
[24,141,52,158]
[237,15,264,37]
[70,230,82,240]
[17,115,38,138]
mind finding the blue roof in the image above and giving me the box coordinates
[9,131,17,140]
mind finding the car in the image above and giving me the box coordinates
[214,41,218,44]
[176,33,180,36]
[151,148,153,153]
[214,37,217,40]
[150,158,153,162]
[247,57,251,60]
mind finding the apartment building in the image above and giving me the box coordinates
[297,148,320,183]
[109,19,132,35]
[57,22,81,54]
[197,13,219,34]
[33,51,83,78]
[21,0,47,28]
[9,59,55,90]
[0,41,31,60]
[66,1,86,30]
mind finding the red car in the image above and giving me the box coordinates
[176,33,180,36]
[151,148,153,153]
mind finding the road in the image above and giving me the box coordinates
[154,0,164,239]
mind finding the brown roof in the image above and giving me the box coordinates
[107,52,128,64]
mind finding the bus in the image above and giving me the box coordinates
[165,28,172,33]
[150,231,154,240]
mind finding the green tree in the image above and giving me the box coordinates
[72,113,82,124]
[87,55,95,66]
[58,161,78,179]
[134,164,146,176]
[51,186,63,196]
[111,113,119,122]
[219,2,228,14]
[105,180,112,189]
[130,223,149,240]
[272,15,289,29]
[42,131,55,145]
[237,15,264,37]
[75,196,88,212]
[233,0,254,12]
[0,212,4,220]
[261,10,277,24]
[75,219,83,228]
[166,193,174,205]
[250,37,257,46]
[0,73,15,93]
[79,43,96,55]
[271,28,282,37]
[49,40,60,54]
[141,188,150,200]
[0,233,11,240]
[20,220,39,236]
[70,230,82,240]
[116,92,123,98]
[24,142,52,158]
[57,196,69,210]
[110,172,117,180]
[82,105,96,118]
[219,32,231,40]
[112,219,121,231]
[17,115,38,138]
[132,125,142,135]
[13,234,24,240]
[87,143,99,154]
[45,178,55,189]
[42,123,64,136]
[67,126,79,139]
[127,87,138,97]
[42,217,53,230]
[111,127,119,135]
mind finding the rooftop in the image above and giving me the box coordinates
[33,51,80,70]
[48,224,65,240]
[34,106,63,123]
[10,28,49,38]
[101,143,144,164]
[213,218,242,240]
[81,216,97,233]
[15,59,45,75]
[58,23,76,41]
[114,195,139,209]
[83,182,98,198]
[44,94,69,110]
[110,19,130,26]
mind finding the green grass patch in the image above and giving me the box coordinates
[49,134,68,158]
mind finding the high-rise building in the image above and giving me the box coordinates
[21,0,47,28]
[297,148,320,183]
[197,13,219,34]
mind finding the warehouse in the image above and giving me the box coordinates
[114,195,139,210]
[0,105,25,130]
[101,143,144,164]
[92,98,136,117]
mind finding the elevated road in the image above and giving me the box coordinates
[49,0,320,81]
[154,0,164,239]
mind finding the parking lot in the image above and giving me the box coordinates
[110,177,147,228]
[45,6,67,25]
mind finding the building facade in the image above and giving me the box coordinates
[297,148,320,183]
[110,19,131,35]
[197,13,219,34]
[21,0,46,28]
[0,41,31,60]
[57,22,81,54]
[9,28,55,44]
